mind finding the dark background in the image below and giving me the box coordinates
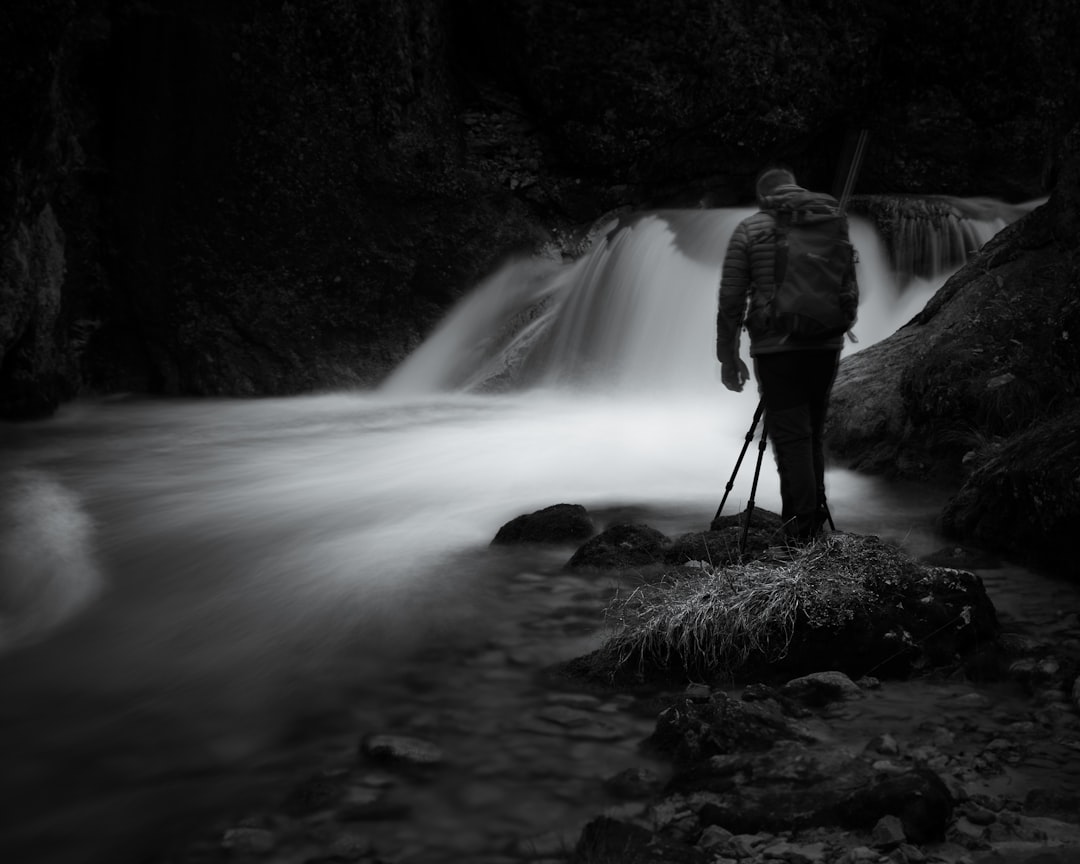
[2,0,1078,417]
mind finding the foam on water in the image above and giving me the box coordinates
[0,469,102,650]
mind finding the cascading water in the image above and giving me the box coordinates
[874,195,1044,282]
[382,200,1030,397]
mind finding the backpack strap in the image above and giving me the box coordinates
[773,208,791,289]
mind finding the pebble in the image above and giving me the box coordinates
[728,833,773,857]
[698,824,734,848]
[762,839,827,862]
[221,827,275,854]
[895,843,925,862]
[960,801,996,825]
[866,733,901,755]
[872,814,906,848]
[359,734,444,766]
[781,670,863,706]
[838,846,881,863]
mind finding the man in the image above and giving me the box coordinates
[715,166,859,542]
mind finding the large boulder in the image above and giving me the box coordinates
[491,503,596,546]
[565,522,671,571]
[552,532,1000,688]
[826,129,1080,574]
[940,404,1080,576]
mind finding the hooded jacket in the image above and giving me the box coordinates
[716,184,859,361]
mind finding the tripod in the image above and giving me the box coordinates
[712,400,769,554]
[712,400,838,554]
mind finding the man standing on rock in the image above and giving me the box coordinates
[716,166,859,542]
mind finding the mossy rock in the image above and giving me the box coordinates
[550,533,1000,689]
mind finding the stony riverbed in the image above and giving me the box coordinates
[160,523,1080,864]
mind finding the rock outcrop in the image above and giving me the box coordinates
[826,129,1080,574]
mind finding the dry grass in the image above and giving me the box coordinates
[599,533,904,679]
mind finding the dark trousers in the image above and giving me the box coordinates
[754,350,841,539]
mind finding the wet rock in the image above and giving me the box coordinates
[827,142,1080,576]
[282,768,350,815]
[742,682,813,718]
[1009,656,1067,694]
[646,691,815,768]
[1023,788,1080,820]
[866,733,901,756]
[895,844,926,863]
[324,832,374,860]
[358,734,444,767]
[696,824,734,849]
[669,509,784,566]
[714,832,773,858]
[763,840,827,863]
[941,403,1080,578]
[708,507,784,535]
[221,827,275,854]
[604,767,664,799]
[572,816,706,863]
[665,530,742,568]
[676,740,868,793]
[872,814,907,848]
[520,706,624,741]
[961,801,997,826]
[949,816,991,849]
[669,744,876,834]
[837,848,880,863]
[491,503,596,546]
[553,533,1001,688]
[921,545,1002,570]
[565,522,671,571]
[780,670,863,707]
[839,768,954,843]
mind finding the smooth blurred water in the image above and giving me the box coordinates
[382,210,941,395]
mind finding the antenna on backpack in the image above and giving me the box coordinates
[837,128,870,215]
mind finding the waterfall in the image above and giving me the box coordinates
[381,198,1038,396]
[858,195,1045,282]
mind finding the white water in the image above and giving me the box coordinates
[0,198,1049,862]
[383,210,938,396]
[0,203,1033,656]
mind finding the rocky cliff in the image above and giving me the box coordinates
[826,128,1080,574]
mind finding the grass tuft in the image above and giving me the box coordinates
[598,533,907,680]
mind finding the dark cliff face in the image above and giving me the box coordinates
[1,0,1078,417]
[826,129,1080,574]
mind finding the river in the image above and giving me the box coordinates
[1,201,1073,864]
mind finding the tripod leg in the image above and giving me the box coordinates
[713,400,764,523]
[739,423,769,555]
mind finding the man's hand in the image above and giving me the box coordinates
[720,358,750,392]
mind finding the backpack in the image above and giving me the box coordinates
[763,191,856,342]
